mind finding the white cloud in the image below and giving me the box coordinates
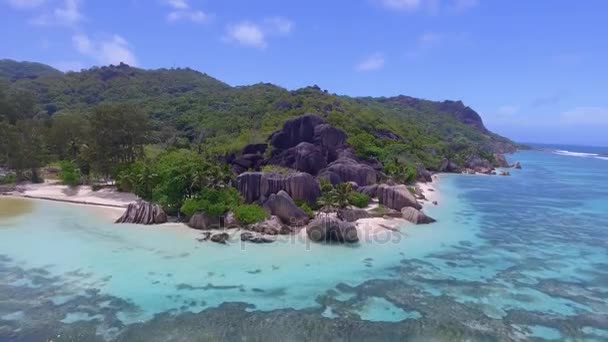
[224,17,294,49]
[225,22,267,49]
[379,0,478,12]
[164,0,209,23]
[264,16,294,35]
[6,0,46,9]
[30,0,83,26]
[356,53,385,72]
[72,33,138,66]
[166,0,188,10]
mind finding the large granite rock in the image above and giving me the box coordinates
[439,158,461,173]
[377,184,422,211]
[358,184,379,198]
[401,207,436,225]
[465,155,494,173]
[210,233,229,244]
[493,153,510,168]
[415,163,433,183]
[338,208,371,222]
[246,216,292,235]
[263,191,309,226]
[267,142,327,175]
[324,158,377,186]
[269,114,325,149]
[313,124,347,161]
[187,212,220,230]
[306,216,359,243]
[115,201,168,225]
[237,172,321,204]
[242,143,267,155]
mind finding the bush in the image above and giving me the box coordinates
[180,187,241,217]
[348,192,370,208]
[261,165,296,174]
[59,160,80,186]
[298,202,315,218]
[233,204,268,225]
[0,172,17,185]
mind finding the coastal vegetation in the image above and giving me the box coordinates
[0,60,518,226]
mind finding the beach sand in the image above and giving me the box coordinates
[2,176,442,241]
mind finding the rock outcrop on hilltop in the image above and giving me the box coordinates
[234,114,378,205]
[115,201,168,225]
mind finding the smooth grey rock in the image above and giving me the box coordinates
[306,216,359,243]
[401,207,436,225]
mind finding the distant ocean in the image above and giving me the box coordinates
[0,144,607,341]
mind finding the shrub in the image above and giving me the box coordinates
[59,160,80,186]
[0,172,17,185]
[233,204,268,225]
[180,187,241,217]
[261,165,296,174]
[348,192,370,208]
[297,202,315,218]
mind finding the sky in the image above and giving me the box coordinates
[1,0,607,146]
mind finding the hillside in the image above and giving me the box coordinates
[0,60,518,170]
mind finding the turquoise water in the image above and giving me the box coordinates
[1,146,607,341]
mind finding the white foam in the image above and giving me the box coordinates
[553,150,599,158]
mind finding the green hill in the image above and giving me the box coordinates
[0,60,517,170]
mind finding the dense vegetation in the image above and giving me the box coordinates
[0,59,517,218]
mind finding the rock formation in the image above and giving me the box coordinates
[416,163,433,183]
[338,208,371,222]
[512,161,522,169]
[240,232,274,244]
[377,185,422,211]
[263,191,309,226]
[306,216,359,243]
[401,207,436,224]
[323,158,376,186]
[115,201,168,225]
[246,216,292,235]
[439,158,461,173]
[210,233,229,244]
[237,171,321,205]
[187,212,219,230]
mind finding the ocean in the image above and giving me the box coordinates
[0,145,607,341]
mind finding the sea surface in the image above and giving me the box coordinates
[0,145,607,341]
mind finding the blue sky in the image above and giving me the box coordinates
[1,0,607,146]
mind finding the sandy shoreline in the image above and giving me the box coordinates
[2,177,443,239]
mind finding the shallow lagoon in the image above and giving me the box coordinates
[1,148,607,341]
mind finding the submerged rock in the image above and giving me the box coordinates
[263,191,309,226]
[240,232,274,244]
[401,207,436,224]
[306,216,359,243]
[210,233,229,244]
[115,201,167,225]
[377,184,422,211]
